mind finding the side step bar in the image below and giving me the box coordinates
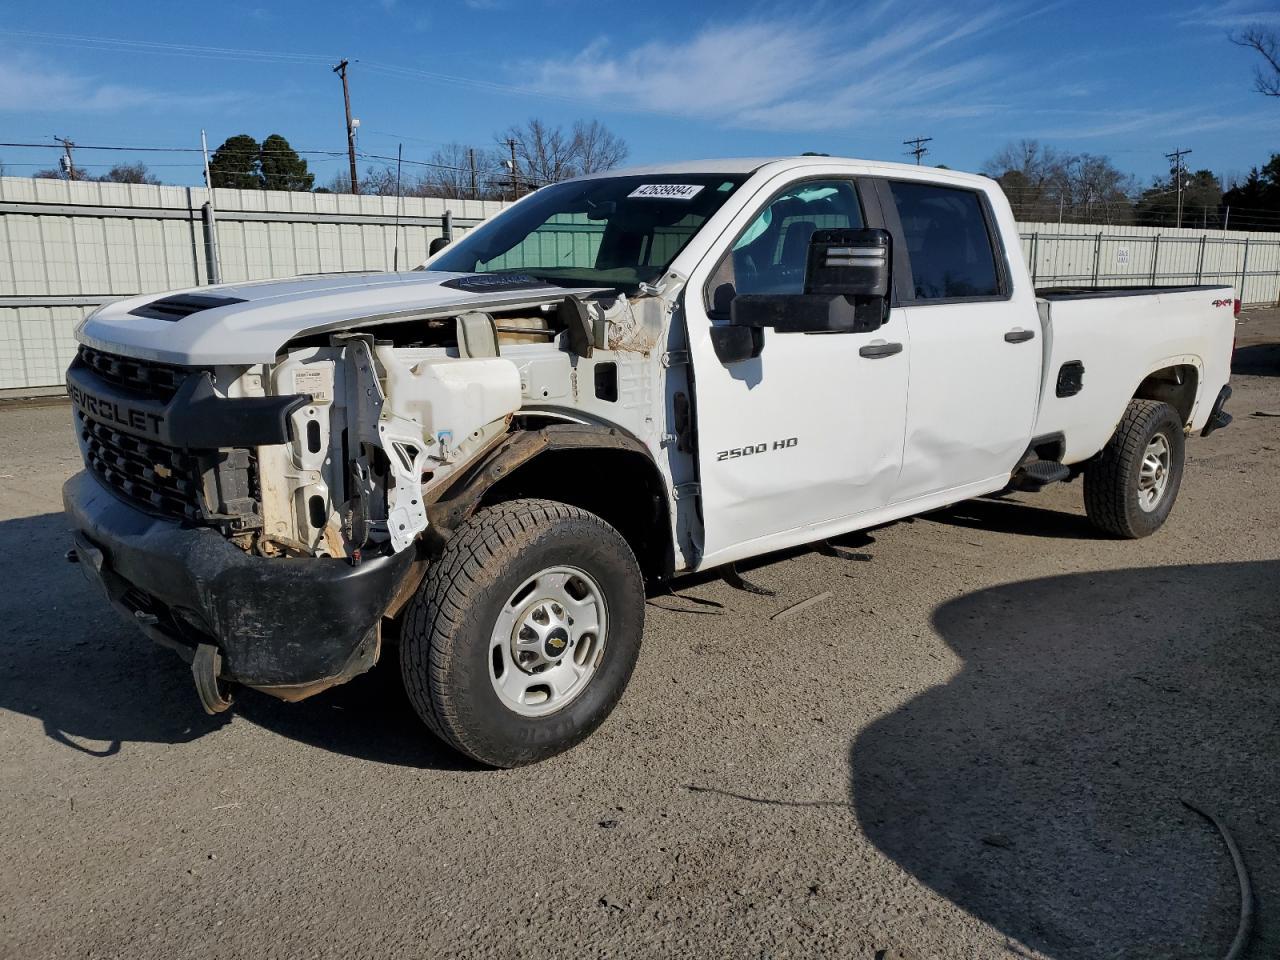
[1012,460,1071,489]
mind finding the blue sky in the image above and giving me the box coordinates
[0,0,1274,188]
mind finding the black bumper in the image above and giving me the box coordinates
[1201,385,1233,437]
[63,470,419,693]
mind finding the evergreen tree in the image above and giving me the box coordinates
[209,134,262,189]
[259,134,314,192]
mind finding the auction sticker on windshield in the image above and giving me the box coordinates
[628,184,705,200]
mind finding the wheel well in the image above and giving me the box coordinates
[1134,364,1198,426]
[478,448,674,582]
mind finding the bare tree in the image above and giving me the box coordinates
[422,143,486,199]
[983,139,1068,220]
[97,163,160,185]
[985,140,1137,224]
[500,119,579,190]
[572,120,628,175]
[1232,26,1280,96]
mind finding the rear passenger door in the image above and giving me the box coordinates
[876,179,1042,503]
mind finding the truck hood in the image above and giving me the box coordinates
[76,271,608,366]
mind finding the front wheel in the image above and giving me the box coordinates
[1083,399,1186,538]
[400,498,645,767]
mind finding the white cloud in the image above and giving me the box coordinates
[0,57,238,114]
[522,5,1024,133]
[1178,1,1280,28]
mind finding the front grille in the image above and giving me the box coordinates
[77,345,188,403]
[79,415,208,522]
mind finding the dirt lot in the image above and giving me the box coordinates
[1,310,1277,960]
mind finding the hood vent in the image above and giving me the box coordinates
[130,293,246,322]
[440,274,552,293]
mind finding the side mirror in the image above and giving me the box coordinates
[710,326,764,364]
[728,228,892,336]
[429,236,451,255]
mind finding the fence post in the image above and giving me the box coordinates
[1239,238,1250,302]
[1091,232,1102,286]
[1150,235,1160,286]
[1029,232,1038,286]
[201,202,222,285]
[1195,235,1206,285]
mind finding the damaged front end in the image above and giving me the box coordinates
[63,287,668,710]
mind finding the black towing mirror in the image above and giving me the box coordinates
[718,229,892,363]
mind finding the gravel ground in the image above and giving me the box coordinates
[1,309,1278,960]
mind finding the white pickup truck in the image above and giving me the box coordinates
[63,157,1236,766]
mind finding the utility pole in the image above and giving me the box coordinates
[903,136,932,165]
[333,59,359,194]
[507,138,518,201]
[1165,147,1191,229]
[200,129,222,284]
[54,136,76,179]
[468,148,477,199]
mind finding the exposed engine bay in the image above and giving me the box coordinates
[199,292,667,561]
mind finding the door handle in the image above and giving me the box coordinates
[1004,328,1036,343]
[859,341,903,359]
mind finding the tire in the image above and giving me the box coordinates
[400,498,645,767]
[1083,399,1185,539]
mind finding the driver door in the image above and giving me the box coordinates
[684,175,910,569]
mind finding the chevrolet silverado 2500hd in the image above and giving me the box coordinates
[63,158,1236,766]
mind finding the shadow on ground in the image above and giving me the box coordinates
[1233,342,1280,377]
[851,560,1280,960]
[0,512,473,769]
[924,496,1104,541]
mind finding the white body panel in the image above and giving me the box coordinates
[1035,289,1236,462]
[76,271,605,366]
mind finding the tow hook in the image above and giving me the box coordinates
[192,642,234,714]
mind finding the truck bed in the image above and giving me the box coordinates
[1032,285,1236,464]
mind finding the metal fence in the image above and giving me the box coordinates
[3,182,1278,394]
[0,176,503,393]
[1018,221,1280,304]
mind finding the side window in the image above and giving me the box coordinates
[707,180,863,311]
[888,182,1002,301]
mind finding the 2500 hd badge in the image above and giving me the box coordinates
[716,437,799,461]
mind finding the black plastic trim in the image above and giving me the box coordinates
[63,470,418,687]
[130,293,245,321]
[1038,285,1233,300]
[67,358,307,449]
[1201,384,1233,437]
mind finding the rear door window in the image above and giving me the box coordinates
[888,182,1002,301]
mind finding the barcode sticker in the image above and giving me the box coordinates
[628,184,705,200]
[293,367,330,403]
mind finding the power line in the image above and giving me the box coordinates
[903,136,932,165]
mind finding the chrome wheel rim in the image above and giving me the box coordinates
[489,565,607,717]
[1137,434,1171,512]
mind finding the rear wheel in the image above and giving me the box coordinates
[400,498,644,767]
[1084,399,1185,538]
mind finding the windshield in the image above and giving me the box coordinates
[425,174,748,290]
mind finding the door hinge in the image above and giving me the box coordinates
[661,350,690,368]
[673,482,701,500]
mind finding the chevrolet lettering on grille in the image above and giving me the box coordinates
[67,381,165,436]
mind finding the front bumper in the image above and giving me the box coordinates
[63,470,419,698]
